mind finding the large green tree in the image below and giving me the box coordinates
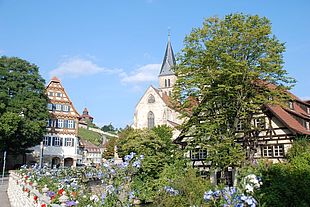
[0,56,49,154]
[174,14,295,172]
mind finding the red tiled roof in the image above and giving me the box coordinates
[51,76,61,82]
[79,139,101,153]
[266,104,310,135]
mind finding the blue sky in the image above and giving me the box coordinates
[0,0,309,128]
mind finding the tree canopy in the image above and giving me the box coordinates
[0,56,49,154]
[173,14,295,170]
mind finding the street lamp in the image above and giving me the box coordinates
[39,141,44,168]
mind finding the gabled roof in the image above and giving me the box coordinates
[46,76,80,117]
[159,35,176,77]
[79,139,101,153]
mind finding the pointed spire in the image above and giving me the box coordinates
[51,76,60,82]
[159,31,176,77]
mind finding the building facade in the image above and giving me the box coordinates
[28,77,82,167]
[133,36,183,138]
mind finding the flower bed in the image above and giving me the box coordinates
[8,153,143,207]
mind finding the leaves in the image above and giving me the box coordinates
[173,14,295,171]
[0,56,49,153]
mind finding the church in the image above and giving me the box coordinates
[133,36,183,138]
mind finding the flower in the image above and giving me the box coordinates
[66,200,77,206]
[164,186,179,196]
[90,194,100,202]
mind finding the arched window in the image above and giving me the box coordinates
[165,79,167,87]
[168,79,171,87]
[148,94,155,103]
[148,111,155,129]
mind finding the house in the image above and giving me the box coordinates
[28,77,82,168]
[133,35,183,139]
[173,82,310,185]
[79,139,102,166]
[79,107,94,124]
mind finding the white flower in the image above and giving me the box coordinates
[90,194,99,202]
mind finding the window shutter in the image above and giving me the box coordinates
[55,119,59,128]
[72,138,74,147]
[60,138,63,146]
[48,137,51,146]
[68,106,70,112]
[52,137,55,146]
[73,121,75,129]
[64,120,68,128]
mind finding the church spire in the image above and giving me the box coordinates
[159,31,176,77]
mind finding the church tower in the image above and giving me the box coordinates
[158,33,177,96]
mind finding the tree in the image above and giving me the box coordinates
[173,14,295,174]
[101,123,117,133]
[117,125,182,201]
[0,56,49,154]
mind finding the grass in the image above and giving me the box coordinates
[78,127,103,146]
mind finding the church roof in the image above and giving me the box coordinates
[159,35,176,77]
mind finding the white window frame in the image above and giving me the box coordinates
[55,104,62,111]
[68,120,74,129]
[48,92,53,96]
[56,92,62,97]
[53,137,61,147]
[274,145,284,157]
[262,146,272,157]
[236,120,243,131]
[63,105,69,112]
[253,117,265,129]
[43,136,49,146]
[58,119,64,128]
[64,138,74,147]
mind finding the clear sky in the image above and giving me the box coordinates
[0,0,309,128]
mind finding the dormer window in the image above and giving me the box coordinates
[148,94,155,103]
[288,101,294,110]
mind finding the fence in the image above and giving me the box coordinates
[7,171,68,207]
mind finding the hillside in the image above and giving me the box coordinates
[78,127,103,146]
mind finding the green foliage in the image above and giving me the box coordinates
[103,136,118,159]
[0,56,49,153]
[78,127,103,146]
[239,139,310,207]
[117,125,182,201]
[173,13,295,171]
[101,123,118,134]
[153,161,211,207]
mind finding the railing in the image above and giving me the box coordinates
[7,171,68,207]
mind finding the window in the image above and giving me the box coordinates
[147,111,155,129]
[274,145,284,157]
[58,119,64,128]
[253,117,265,129]
[262,146,272,157]
[68,120,75,129]
[236,120,243,131]
[191,149,207,160]
[168,79,171,87]
[56,92,62,97]
[306,121,310,131]
[307,107,310,114]
[48,92,53,96]
[52,137,62,147]
[47,119,53,127]
[63,105,70,112]
[55,104,62,111]
[148,95,155,103]
[47,103,53,110]
[165,79,167,87]
[288,101,294,109]
[43,136,51,146]
[64,138,74,147]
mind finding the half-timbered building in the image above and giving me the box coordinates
[29,77,82,167]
